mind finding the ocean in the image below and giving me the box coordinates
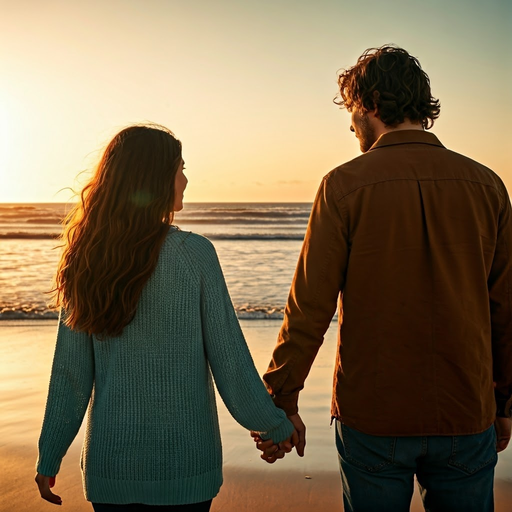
[0,202,311,320]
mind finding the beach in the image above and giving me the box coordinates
[1,320,511,511]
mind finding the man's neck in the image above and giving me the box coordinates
[374,118,424,139]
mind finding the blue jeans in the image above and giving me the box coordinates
[335,421,497,512]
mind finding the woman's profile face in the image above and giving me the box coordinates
[173,159,188,212]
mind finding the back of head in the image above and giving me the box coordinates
[52,124,182,338]
[335,44,441,129]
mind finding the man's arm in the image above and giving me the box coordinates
[263,174,348,418]
[489,181,512,426]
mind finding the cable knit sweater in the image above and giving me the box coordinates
[36,229,293,505]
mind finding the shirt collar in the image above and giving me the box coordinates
[368,130,445,152]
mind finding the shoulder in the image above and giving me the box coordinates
[163,229,220,270]
[320,154,367,200]
[324,143,507,203]
[440,150,509,203]
[163,228,214,250]
[443,149,503,182]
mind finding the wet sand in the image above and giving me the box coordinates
[1,320,510,511]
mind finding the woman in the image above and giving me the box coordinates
[35,124,296,511]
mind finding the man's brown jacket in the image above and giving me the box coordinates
[264,130,512,435]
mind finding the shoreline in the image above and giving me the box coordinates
[1,320,511,511]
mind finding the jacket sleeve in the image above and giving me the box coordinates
[191,237,294,443]
[489,183,512,418]
[36,311,94,476]
[263,175,348,415]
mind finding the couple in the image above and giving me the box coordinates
[36,45,512,512]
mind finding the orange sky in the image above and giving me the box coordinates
[1,0,511,202]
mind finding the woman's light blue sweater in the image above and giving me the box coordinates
[36,230,294,505]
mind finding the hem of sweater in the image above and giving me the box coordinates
[334,414,496,437]
[84,468,223,506]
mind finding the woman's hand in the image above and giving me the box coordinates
[35,473,62,505]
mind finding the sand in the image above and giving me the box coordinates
[0,320,510,511]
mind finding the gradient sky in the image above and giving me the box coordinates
[1,0,511,203]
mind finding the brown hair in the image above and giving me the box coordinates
[334,45,441,129]
[51,124,182,337]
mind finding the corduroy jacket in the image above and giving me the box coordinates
[264,130,512,436]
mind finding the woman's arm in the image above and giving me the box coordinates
[185,236,294,444]
[36,311,94,478]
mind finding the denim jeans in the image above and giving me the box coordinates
[335,420,497,512]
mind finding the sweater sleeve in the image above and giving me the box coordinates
[36,311,95,476]
[185,236,294,443]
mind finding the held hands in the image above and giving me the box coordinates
[35,473,62,505]
[251,413,306,463]
[250,432,296,463]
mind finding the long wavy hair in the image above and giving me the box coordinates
[334,45,441,129]
[51,124,182,337]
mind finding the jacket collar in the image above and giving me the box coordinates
[368,130,445,152]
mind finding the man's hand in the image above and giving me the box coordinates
[35,473,62,505]
[495,417,512,453]
[288,413,306,457]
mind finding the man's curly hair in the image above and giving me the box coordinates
[334,45,441,129]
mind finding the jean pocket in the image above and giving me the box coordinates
[339,422,396,473]
[448,426,498,475]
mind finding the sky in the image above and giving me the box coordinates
[1,0,511,203]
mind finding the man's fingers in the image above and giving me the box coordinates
[494,417,512,453]
[291,429,299,449]
[296,427,306,457]
[287,413,307,457]
[497,437,510,453]
[278,440,293,453]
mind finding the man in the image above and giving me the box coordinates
[254,45,512,512]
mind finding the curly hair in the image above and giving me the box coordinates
[51,124,182,338]
[334,45,441,129]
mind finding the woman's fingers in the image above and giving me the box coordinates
[35,473,62,505]
[260,447,286,464]
[256,438,277,452]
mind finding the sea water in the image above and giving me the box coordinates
[0,202,310,319]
